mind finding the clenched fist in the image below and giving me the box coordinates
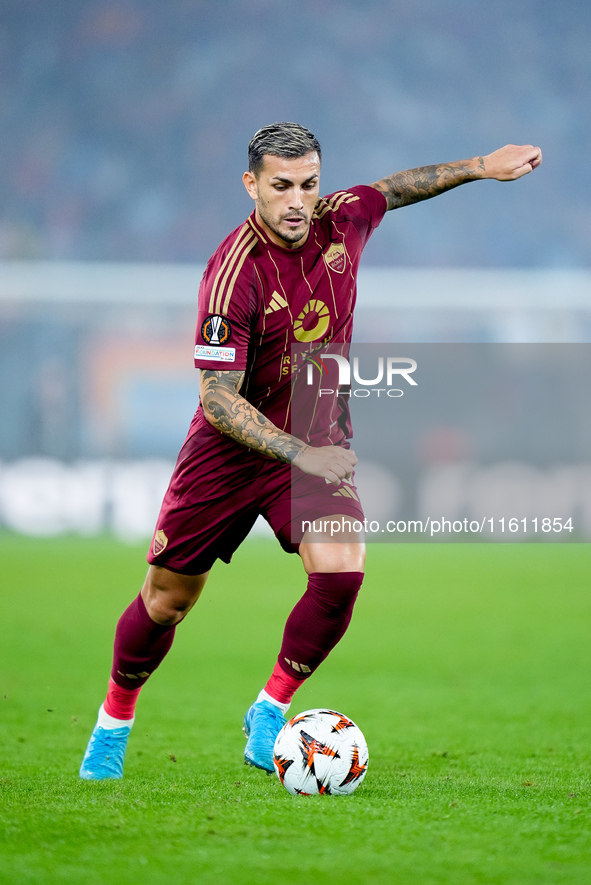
[482,144,542,181]
[293,444,358,485]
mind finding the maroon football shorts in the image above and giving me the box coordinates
[146,428,364,575]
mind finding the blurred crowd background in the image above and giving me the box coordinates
[1,0,589,538]
[1,0,589,267]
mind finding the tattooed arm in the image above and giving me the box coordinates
[200,369,357,484]
[370,144,542,211]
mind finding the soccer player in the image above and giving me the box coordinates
[80,122,542,779]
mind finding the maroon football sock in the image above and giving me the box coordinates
[110,593,176,690]
[277,571,364,684]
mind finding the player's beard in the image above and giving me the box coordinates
[257,202,311,246]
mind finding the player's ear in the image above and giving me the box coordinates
[242,171,258,201]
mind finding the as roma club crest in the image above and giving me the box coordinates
[323,243,346,274]
[153,530,168,556]
[201,314,232,346]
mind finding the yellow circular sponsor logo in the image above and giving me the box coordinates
[294,299,331,343]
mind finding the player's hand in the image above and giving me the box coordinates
[292,444,358,485]
[482,144,542,181]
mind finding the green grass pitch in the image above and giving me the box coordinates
[1,535,590,885]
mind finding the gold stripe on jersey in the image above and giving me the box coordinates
[327,191,359,206]
[313,191,360,220]
[208,225,257,315]
[247,216,267,244]
[221,231,259,315]
[217,229,257,315]
[208,223,249,313]
[264,250,292,320]
[316,190,350,210]
[280,327,294,433]
[312,223,339,332]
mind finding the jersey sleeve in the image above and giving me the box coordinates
[332,184,388,248]
[194,255,256,372]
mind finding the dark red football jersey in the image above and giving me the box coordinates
[192,185,386,445]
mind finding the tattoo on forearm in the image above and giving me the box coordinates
[200,369,305,463]
[371,157,486,211]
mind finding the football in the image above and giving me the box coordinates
[273,708,369,796]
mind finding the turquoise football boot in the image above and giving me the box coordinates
[79,723,132,780]
[243,700,286,772]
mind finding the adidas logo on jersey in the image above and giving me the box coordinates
[332,485,360,500]
[265,291,289,315]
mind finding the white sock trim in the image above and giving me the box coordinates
[97,703,134,729]
[256,688,290,716]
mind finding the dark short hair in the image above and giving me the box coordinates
[248,122,322,176]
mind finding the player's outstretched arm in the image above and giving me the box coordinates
[369,143,542,211]
[200,369,357,485]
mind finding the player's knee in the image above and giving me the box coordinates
[334,547,365,573]
[144,595,186,626]
[300,536,365,575]
[142,567,207,626]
